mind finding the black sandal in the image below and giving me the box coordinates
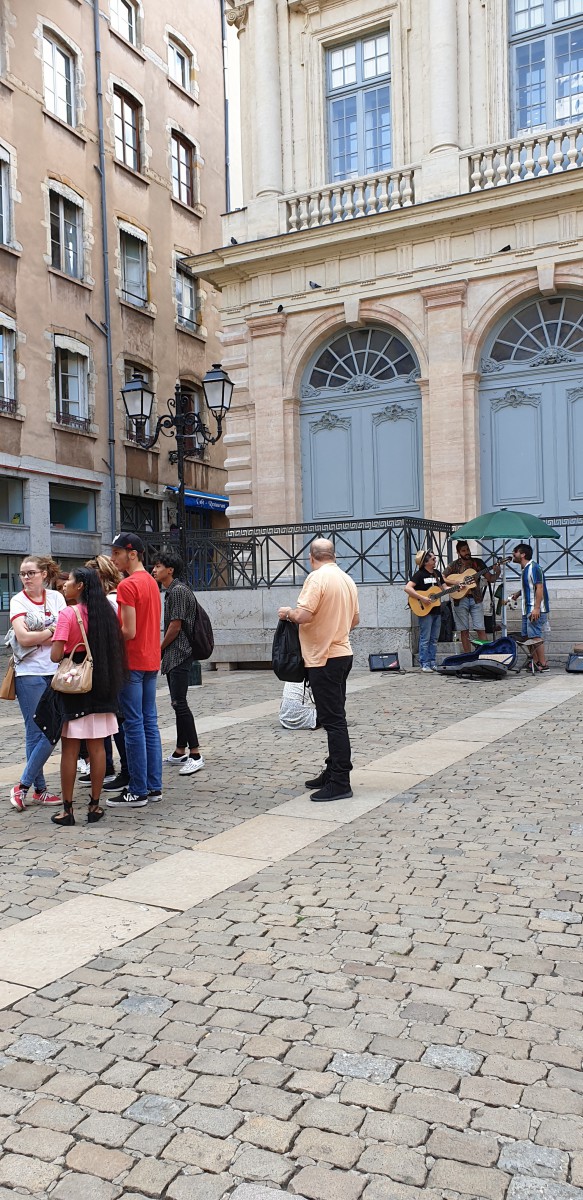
[87,798,104,824]
[52,801,75,827]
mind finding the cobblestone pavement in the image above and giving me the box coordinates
[0,666,582,1199]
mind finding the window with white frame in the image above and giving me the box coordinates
[326,32,391,182]
[124,360,153,439]
[110,0,138,45]
[120,227,148,306]
[0,147,10,245]
[176,259,198,330]
[0,320,15,414]
[510,0,583,132]
[55,343,90,430]
[171,132,196,206]
[49,189,82,278]
[43,32,75,126]
[113,87,141,171]
[168,38,192,91]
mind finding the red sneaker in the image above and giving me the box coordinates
[10,785,27,811]
[32,790,62,807]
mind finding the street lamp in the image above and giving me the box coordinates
[121,363,234,574]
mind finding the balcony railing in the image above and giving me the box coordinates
[281,166,418,233]
[55,411,92,434]
[466,122,583,190]
[0,395,17,416]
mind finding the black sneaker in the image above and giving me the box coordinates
[79,773,117,787]
[304,769,330,790]
[148,790,163,803]
[105,790,148,809]
[310,782,353,803]
[102,773,129,792]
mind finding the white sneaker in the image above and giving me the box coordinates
[421,665,433,672]
[164,752,188,764]
[179,755,205,776]
[77,758,90,778]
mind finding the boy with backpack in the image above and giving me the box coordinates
[152,552,206,776]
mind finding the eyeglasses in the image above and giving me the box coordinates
[20,570,40,579]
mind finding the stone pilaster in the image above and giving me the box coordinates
[253,0,283,196]
[421,282,468,523]
[246,312,287,523]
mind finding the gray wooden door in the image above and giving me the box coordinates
[300,328,423,532]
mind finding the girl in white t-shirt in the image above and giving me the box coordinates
[9,556,66,812]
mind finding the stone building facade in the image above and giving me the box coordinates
[0,0,227,623]
[194,0,583,531]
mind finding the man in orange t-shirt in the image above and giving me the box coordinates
[278,539,359,803]
[107,533,162,810]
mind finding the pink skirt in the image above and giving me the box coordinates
[62,713,119,739]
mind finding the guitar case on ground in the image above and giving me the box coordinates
[439,636,517,680]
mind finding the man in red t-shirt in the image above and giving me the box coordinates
[107,533,162,810]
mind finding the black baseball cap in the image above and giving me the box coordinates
[112,532,145,554]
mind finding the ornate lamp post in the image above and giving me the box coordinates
[121,364,234,573]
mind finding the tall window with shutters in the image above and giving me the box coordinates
[42,32,75,126]
[120,229,147,307]
[113,88,141,171]
[49,189,82,279]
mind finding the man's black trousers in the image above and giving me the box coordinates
[167,659,199,750]
[307,655,353,787]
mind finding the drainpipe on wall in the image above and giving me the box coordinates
[221,0,231,212]
[92,0,117,542]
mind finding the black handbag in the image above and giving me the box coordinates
[368,652,400,672]
[566,653,583,673]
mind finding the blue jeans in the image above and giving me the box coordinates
[119,670,162,797]
[418,611,441,667]
[15,674,55,791]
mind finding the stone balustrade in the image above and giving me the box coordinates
[280,166,418,232]
[467,122,583,189]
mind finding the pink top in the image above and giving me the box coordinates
[53,604,89,654]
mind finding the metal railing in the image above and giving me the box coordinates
[141,517,454,589]
[140,515,583,589]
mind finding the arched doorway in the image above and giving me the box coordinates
[300,326,423,522]
[479,294,583,516]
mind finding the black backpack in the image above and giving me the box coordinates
[187,594,214,660]
[272,619,306,682]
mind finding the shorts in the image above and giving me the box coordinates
[522,614,548,639]
[452,596,485,632]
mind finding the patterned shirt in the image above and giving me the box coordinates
[521,560,549,616]
[161,579,196,674]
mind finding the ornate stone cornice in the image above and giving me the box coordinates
[420,281,467,310]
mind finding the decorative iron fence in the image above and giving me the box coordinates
[140,514,583,590]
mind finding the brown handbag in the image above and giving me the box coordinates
[0,656,15,701]
[51,607,93,694]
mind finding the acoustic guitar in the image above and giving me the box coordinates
[407,558,511,618]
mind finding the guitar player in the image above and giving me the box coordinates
[444,540,500,654]
[404,549,446,672]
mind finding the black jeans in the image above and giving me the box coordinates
[307,655,353,787]
[167,659,199,750]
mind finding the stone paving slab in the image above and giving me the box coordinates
[0,669,582,1197]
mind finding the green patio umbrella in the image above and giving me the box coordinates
[451,509,560,637]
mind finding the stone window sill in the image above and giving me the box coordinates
[0,243,21,260]
[51,420,98,440]
[120,298,156,320]
[123,438,160,454]
[114,158,149,186]
[0,408,24,423]
[48,267,93,290]
[176,320,206,342]
[168,77,199,105]
[109,27,147,60]
[171,195,205,220]
[42,109,87,143]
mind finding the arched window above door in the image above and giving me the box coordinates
[482,294,583,371]
[302,327,419,397]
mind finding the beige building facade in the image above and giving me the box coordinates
[194,0,583,533]
[0,0,228,623]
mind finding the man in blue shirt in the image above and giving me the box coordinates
[511,543,550,671]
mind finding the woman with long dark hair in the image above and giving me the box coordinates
[50,567,127,827]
